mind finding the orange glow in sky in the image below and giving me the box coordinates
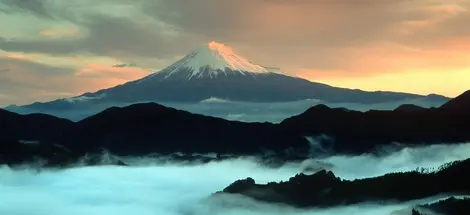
[1,0,470,105]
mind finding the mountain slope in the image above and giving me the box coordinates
[217,159,470,208]
[139,41,271,80]
[280,93,470,154]
[1,90,469,157]
[14,41,449,112]
[0,89,469,166]
[67,103,309,155]
[0,108,74,143]
[439,90,470,111]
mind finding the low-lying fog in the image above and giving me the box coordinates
[1,142,469,215]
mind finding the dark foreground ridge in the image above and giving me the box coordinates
[1,90,470,167]
[0,138,127,169]
[280,89,470,154]
[216,159,470,209]
[412,197,470,215]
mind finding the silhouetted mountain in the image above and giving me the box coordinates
[13,42,449,114]
[67,103,309,156]
[216,159,470,208]
[394,104,426,112]
[412,197,470,215]
[0,109,74,143]
[280,92,470,154]
[440,90,470,112]
[0,90,469,166]
[62,90,470,156]
[0,139,127,168]
[0,105,309,167]
[411,197,470,215]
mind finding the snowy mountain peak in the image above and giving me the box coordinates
[204,41,236,55]
[144,41,274,81]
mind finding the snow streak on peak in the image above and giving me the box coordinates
[151,41,274,80]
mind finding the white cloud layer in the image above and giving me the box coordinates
[1,142,469,214]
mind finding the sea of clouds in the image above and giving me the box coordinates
[1,142,469,215]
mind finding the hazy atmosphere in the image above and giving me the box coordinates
[1,0,470,106]
[10,97,446,122]
[2,1,470,215]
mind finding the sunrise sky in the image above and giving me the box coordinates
[1,0,469,106]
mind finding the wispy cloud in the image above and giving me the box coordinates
[112,63,137,68]
[38,27,81,38]
[0,53,150,106]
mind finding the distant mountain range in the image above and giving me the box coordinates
[6,41,449,115]
[1,89,469,167]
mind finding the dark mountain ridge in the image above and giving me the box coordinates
[413,197,470,215]
[68,102,308,156]
[15,72,449,113]
[439,90,470,111]
[1,90,469,166]
[0,109,73,143]
[280,96,470,154]
[216,158,470,209]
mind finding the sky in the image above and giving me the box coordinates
[1,0,470,106]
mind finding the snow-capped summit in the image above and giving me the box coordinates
[142,41,274,81]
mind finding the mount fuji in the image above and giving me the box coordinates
[10,41,448,114]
